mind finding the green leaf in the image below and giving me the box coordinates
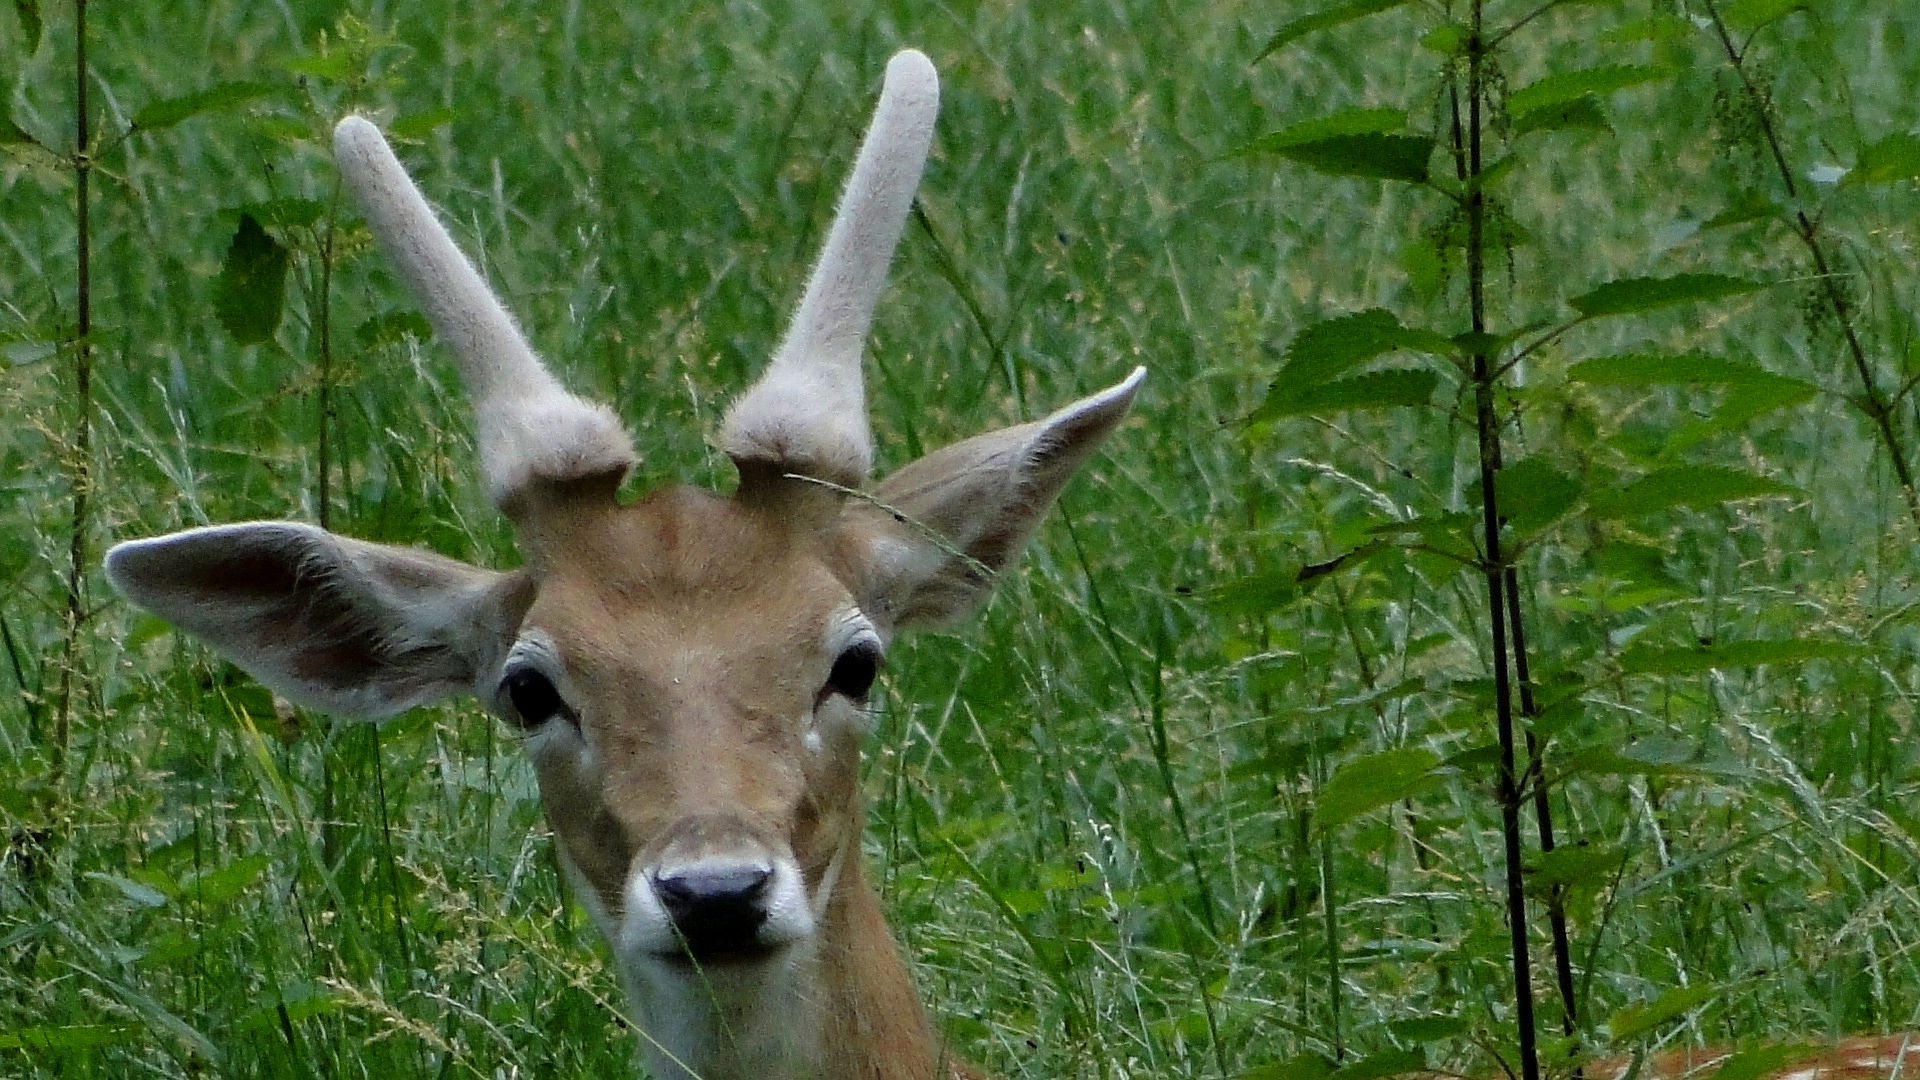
[184,854,272,906]
[1241,1054,1336,1080]
[1619,639,1863,675]
[1317,747,1439,831]
[1709,1044,1822,1080]
[1588,465,1792,519]
[2,111,32,145]
[1256,0,1413,61]
[237,983,346,1034]
[86,871,168,908]
[1235,107,1407,156]
[1256,368,1439,420]
[13,0,40,55]
[388,107,459,139]
[1568,274,1763,318]
[1507,65,1666,118]
[1514,96,1610,138]
[1388,1015,1467,1044]
[1525,842,1626,896]
[0,1025,128,1050]
[1703,190,1781,230]
[1485,456,1581,531]
[1206,570,1305,615]
[1719,0,1809,31]
[1328,1048,1427,1080]
[1420,23,1466,55]
[1607,984,1719,1040]
[1846,133,1920,186]
[213,213,290,346]
[1276,309,1454,385]
[1569,352,1807,389]
[132,80,279,131]
[1269,133,1434,183]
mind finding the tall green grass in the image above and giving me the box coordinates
[3,1,1919,1077]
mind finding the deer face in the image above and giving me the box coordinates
[104,48,1141,1080]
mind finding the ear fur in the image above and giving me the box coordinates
[852,368,1144,626]
[105,523,533,719]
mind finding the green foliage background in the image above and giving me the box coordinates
[4,1,1920,1077]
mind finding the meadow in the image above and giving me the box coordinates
[4,1,1920,1077]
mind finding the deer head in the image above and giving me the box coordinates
[105,49,1140,1080]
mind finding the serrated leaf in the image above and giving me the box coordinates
[1846,133,1920,186]
[1608,984,1719,1040]
[1492,457,1582,530]
[213,213,290,346]
[1525,842,1626,896]
[1206,570,1304,616]
[1277,309,1455,386]
[1235,108,1407,156]
[1420,23,1466,55]
[1256,368,1439,420]
[1569,274,1762,318]
[1514,95,1610,137]
[1256,0,1413,61]
[1619,639,1863,675]
[1388,1015,1466,1045]
[1270,133,1434,183]
[1508,65,1666,117]
[1317,747,1440,831]
[1569,352,1808,389]
[133,81,279,131]
[1588,465,1792,519]
[13,0,41,55]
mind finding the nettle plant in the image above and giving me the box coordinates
[106,50,1141,1080]
[1226,2,1910,1078]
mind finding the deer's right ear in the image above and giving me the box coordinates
[106,523,535,720]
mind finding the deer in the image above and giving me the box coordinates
[104,48,1141,1080]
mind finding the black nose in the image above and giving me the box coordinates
[652,865,773,959]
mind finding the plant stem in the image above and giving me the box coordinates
[53,0,95,790]
[1701,0,1920,531]
[1461,7,1540,1078]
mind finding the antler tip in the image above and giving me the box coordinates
[885,48,938,93]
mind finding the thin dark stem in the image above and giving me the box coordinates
[1701,0,1920,530]
[53,0,94,790]
[1505,567,1580,1048]
[1463,8,1540,1079]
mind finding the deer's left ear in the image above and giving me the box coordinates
[847,368,1144,627]
[106,523,535,719]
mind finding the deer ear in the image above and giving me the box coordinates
[850,368,1143,627]
[106,523,534,719]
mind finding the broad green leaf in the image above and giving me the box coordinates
[13,1,41,55]
[1709,1044,1821,1080]
[1256,0,1413,61]
[213,213,290,346]
[1482,456,1581,531]
[1317,746,1439,830]
[1601,15,1694,44]
[1270,133,1434,183]
[1847,133,1920,186]
[237,983,346,1033]
[1607,984,1719,1040]
[87,871,168,908]
[1255,368,1439,419]
[1235,108,1406,156]
[1568,274,1763,318]
[1565,745,1701,778]
[2,111,31,145]
[1420,23,1466,55]
[1387,1015,1466,1045]
[1619,639,1863,675]
[1277,309,1454,385]
[1514,96,1610,137]
[184,853,272,906]
[1328,1048,1427,1080]
[1525,842,1626,896]
[1588,465,1791,518]
[389,107,459,139]
[1241,1054,1336,1080]
[285,51,356,81]
[1507,65,1666,118]
[1206,569,1305,615]
[1720,0,1808,30]
[1703,190,1781,229]
[132,80,279,131]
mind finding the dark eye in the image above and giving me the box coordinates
[502,667,571,729]
[823,640,883,702]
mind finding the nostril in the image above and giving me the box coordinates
[651,865,774,959]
